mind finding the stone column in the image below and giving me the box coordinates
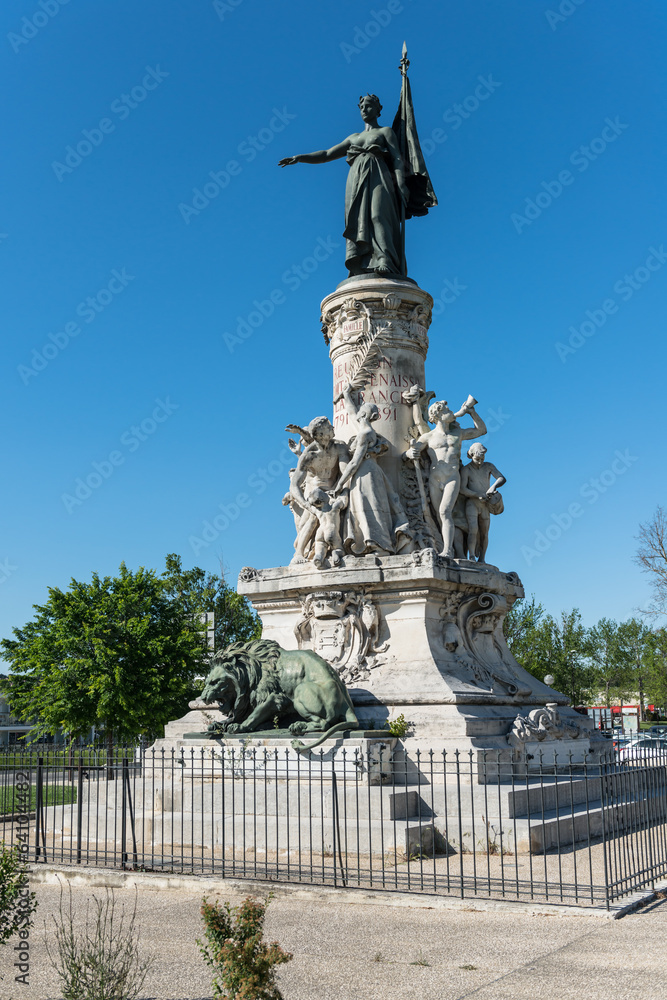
[321,277,433,491]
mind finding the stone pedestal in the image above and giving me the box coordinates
[236,552,594,757]
[323,276,432,492]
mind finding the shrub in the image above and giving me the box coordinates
[46,885,152,1000]
[198,894,292,1000]
[387,714,411,738]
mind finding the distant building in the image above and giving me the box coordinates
[0,679,33,745]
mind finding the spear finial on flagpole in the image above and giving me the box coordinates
[399,40,409,77]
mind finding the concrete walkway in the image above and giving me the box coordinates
[1,873,665,999]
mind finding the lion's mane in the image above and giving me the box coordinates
[203,639,288,722]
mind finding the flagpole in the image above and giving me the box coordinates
[398,42,409,275]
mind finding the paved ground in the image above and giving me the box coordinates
[1,876,665,999]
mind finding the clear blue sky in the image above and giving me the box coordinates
[1,0,666,646]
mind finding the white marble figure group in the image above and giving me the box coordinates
[284,382,505,568]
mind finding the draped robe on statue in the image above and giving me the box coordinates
[342,432,412,555]
[343,141,402,275]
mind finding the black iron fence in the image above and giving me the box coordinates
[2,742,667,909]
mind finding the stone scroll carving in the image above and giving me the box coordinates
[322,295,430,354]
[439,591,532,697]
[294,590,388,684]
[508,706,587,747]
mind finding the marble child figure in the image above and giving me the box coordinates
[287,417,350,565]
[405,396,487,559]
[307,487,347,569]
[459,443,506,563]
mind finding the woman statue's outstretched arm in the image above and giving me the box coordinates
[279,137,351,167]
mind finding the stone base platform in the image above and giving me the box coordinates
[235,552,591,752]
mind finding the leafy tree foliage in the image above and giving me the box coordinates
[505,598,667,715]
[504,602,595,704]
[0,555,260,743]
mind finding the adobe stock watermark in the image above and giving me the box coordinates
[12,770,32,987]
[521,448,637,566]
[511,117,628,234]
[556,245,667,362]
[545,0,587,32]
[212,0,244,20]
[420,75,502,157]
[8,0,70,54]
[223,235,339,352]
[431,276,468,316]
[51,66,169,181]
[17,268,135,385]
[340,1,406,63]
[178,107,296,224]
[189,448,294,555]
[0,558,18,585]
[61,397,178,514]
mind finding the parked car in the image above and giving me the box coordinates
[649,725,667,736]
[612,732,650,749]
[617,737,667,764]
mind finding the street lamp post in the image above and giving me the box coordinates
[566,649,579,707]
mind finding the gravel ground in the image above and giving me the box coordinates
[1,877,665,1000]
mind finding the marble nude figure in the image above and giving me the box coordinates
[282,373,509,568]
[404,391,488,559]
[284,389,414,566]
[459,442,506,563]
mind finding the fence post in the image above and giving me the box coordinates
[34,757,45,862]
[121,757,128,867]
[331,765,346,888]
[76,760,84,864]
[123,757,138,867]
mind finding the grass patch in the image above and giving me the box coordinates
[0,783,77,815]
[0,748,136,769]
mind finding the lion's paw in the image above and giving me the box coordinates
[226,723,241,735]
[288,721,308,735]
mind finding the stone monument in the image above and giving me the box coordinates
[165,44,599,768]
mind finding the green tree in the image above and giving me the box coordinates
[504,601,594,703]
[645,627,667,712]
[589,617,625,709]
[503,596,548,678]
[162,554,260,653]
[0,555,260,747]
[615,617,655,720]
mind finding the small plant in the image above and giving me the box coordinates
[273,715,280,731]
[387,714,411,739]
[46,885,152,1000]
[0,842,37,977]
[459,963,477,970]
[199,894,292,1000]
[374,952,383,962]
[409,950,430,966]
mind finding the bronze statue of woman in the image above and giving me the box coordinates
[279,94,410,278]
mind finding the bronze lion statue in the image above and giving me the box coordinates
[200,639,359,750]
